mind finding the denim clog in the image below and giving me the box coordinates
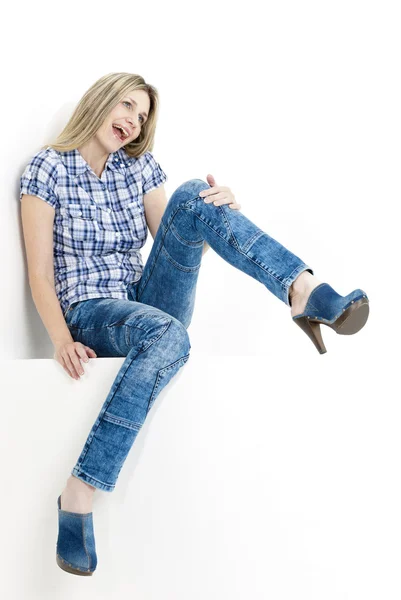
[56,495,97,576]
[292,283,369,354]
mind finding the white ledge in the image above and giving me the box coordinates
[1,353,393,597]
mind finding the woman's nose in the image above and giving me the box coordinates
[127,116,138,127]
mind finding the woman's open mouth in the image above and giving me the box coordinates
[112,124,130,142]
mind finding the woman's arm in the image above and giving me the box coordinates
[21,194,74,347]
[143,185,210,255]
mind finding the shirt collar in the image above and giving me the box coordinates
[59,147,135,178]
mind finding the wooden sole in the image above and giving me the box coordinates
[330,297,369,335]
[56,554,94,576]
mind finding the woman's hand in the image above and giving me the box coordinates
[54,340,97,380]
[199,174,241,210]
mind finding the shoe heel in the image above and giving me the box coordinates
[293,316,327,354]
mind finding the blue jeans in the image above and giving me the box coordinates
[64,179,313,492]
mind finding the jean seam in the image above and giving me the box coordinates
[161,245,201,273]
[167,219,204,247]
[111,320,171,355]
[217,204,241,251]
[103,412,142,431]
[125,324,130,347]
[137,198,202,302]
[242,230,266,253]
[72,467,115,491]
[74,319,174,466]
[69,311,170,331]
[185,200,241,251]
[187,208,289,292]
[146,353,190,413]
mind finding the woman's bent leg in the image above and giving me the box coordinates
[130,179,313,328]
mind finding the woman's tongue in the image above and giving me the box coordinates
[112,125,124,142]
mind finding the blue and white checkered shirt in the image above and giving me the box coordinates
[19,146,167,317]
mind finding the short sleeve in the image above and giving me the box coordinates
[19,150,58,209]
[141,151,168,195]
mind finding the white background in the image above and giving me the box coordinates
[1,0,399,598]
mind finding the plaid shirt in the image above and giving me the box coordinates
[19,146,167,317]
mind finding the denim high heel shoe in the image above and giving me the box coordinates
[56,495,97,576]
[292,283,369,354]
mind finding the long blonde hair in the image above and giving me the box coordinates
[42,72,160,158]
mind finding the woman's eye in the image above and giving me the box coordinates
[123,101,144,123]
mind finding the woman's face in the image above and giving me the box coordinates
[95,89,151,152]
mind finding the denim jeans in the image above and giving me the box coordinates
[64,179,313,492]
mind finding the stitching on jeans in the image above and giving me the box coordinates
[69,311,170,330]
[59,512,91,519]
[242,230,266,253]
[147,353,190,413]
[111,312,170,329]
[73,468,115,489]
[185,200,241,250]
[137,200,200,301]
[168,219,204,247]
[108,326,124,355]
[74,319,175,466]
[187,207,287,289]
[217,205,241,250]
[103,412,142,431]
[185,208,236,246]
[125,324,130,347]
[109,319,170,357]
[161,245,201,273]
[137,322,171,352]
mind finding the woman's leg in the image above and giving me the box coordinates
[133,177,368,356]
[61,177,315,509]
[128,178,316,327]
[60,297,191,510]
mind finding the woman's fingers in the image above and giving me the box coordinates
[72,344,98,376]
[85,346,97,358]
[203,192,226,203]
[54,342,97,380]
[64,362,78,380]
[207,196,242,210]
[61,352,80,380]
[65,346,84,379]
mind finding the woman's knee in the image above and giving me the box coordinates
[161,317,191,355]
[125,312,191,357]
[170,179,209,206]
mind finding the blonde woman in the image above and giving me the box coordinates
[20,72,369,576]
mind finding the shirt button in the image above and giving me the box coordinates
[116,232,121,237]
[106,208,112,213]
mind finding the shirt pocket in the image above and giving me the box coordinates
[123,201,148,248]
[61,203,99,241]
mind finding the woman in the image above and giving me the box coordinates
[20,72,369,576]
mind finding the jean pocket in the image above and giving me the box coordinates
[65,301,81,326]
